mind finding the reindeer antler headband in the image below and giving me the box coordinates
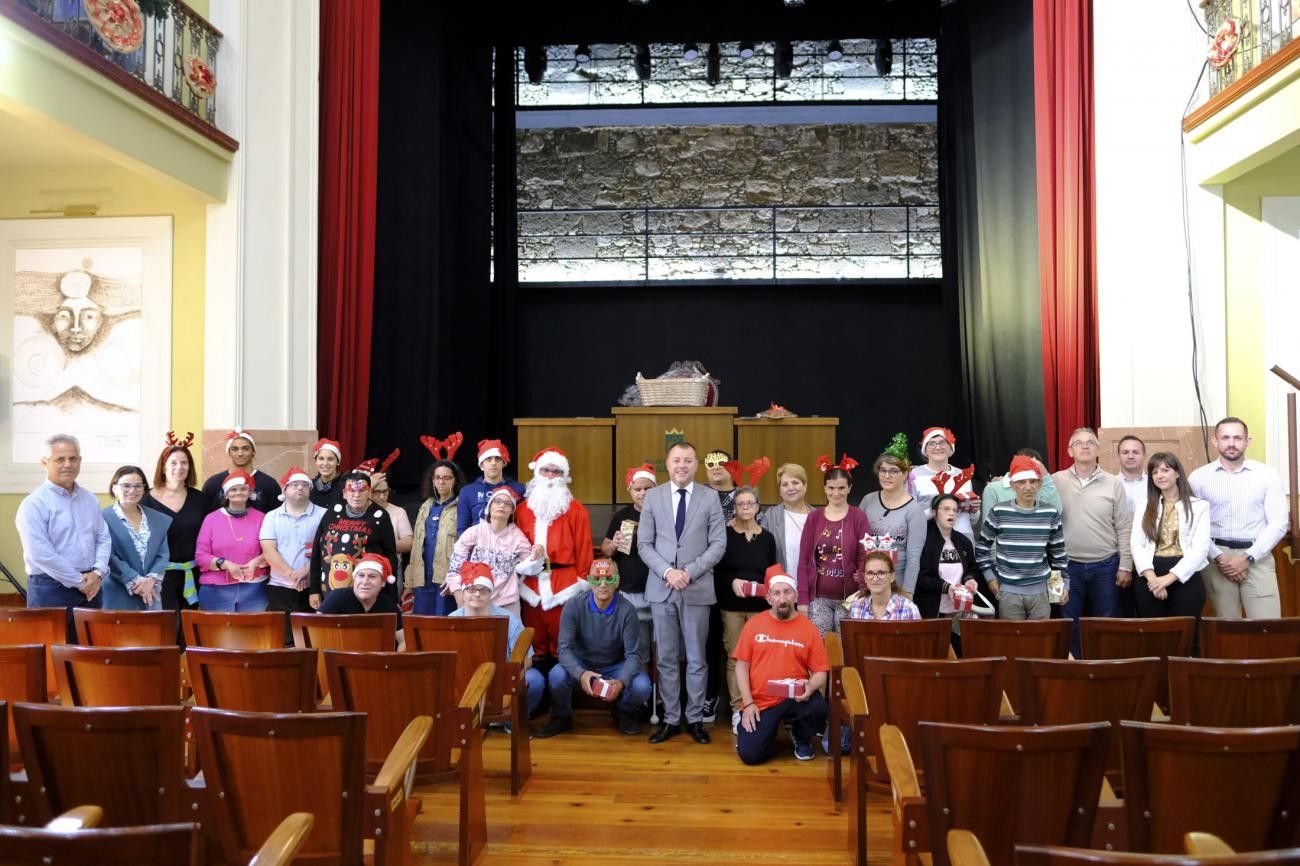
[420,432,464,462]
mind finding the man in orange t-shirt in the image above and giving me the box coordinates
[732,563,830,764]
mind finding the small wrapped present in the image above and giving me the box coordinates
[592,677,619,701]
[737,580,764,598]
[1047,571,1067,604]
[950,584,974,613]
[616,519,638,555]
[764,677,808,700]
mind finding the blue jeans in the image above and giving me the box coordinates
[1062,554,1120,657]
[198,581,269,612]
[413,585,456,616]
[27,573,102,642]
[737,692,829,765]
[523,667,545,715]
[547,659,653,718]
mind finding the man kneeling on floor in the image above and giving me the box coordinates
[449,561,545,718]
[535,558,652,738]
[733,564,829,764]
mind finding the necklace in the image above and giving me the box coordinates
[224,508,246,542]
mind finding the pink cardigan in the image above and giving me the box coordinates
[196,508,270,586]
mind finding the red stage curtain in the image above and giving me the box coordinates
[1034,0,1099,469]
[318,0,381,465]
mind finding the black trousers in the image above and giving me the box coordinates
[1133,555,1205,656]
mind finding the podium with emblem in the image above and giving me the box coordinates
[611,407,738,504]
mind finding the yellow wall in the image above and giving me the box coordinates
[0,163,207,589]
[1221,143,1300,453]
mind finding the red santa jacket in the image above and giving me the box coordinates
[515,499,593,611]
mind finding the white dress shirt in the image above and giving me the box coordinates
[1120,474,1147,515]
[1187,458,1289,562]
[664,481,695,577]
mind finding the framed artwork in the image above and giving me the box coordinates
[0,216,172,494]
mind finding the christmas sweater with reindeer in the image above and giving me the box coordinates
[308,503,398,598]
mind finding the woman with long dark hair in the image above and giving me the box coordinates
[405,458,465,615]
[797,455,873,636]
[1130,452,1209,638]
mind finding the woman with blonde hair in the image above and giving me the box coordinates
[759,462,812,586]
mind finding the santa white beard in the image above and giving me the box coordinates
[525,475,573,524]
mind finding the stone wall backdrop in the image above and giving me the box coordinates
[515,123,940,281]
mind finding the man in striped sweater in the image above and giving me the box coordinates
[975,456,1068,620]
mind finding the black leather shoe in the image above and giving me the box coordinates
[648,723,681,743]
[617,712,642,736]
[533,715,572,739]
[688,722,712,744]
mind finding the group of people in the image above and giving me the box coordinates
[13,414,1289,766]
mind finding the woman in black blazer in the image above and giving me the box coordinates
[913,494,990,623]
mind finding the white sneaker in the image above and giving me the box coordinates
[731,710,741,735]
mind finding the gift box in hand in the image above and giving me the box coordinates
[764,677,808,700]
[950,584,974,613]
[592,677,619,701]
[738,580,764,598]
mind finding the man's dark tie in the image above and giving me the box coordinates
[674,487,687,540]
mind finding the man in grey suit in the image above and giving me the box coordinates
[638,441,727,744]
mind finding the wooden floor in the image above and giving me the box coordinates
[410,710,893,865]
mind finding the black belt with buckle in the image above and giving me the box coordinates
[1213,538,1252,550]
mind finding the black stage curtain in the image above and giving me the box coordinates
[368,11,497,490]
[939,0,1048,478]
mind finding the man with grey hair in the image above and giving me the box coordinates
[15,433,110,640]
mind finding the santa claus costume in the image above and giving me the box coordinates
[907,426,980,540]
[514,447,593,658]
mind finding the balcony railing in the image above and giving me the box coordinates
[1186,0,1300,130]
[2,0,234,150]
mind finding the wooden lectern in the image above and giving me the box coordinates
[612,407,737,504]
[735,416,838,505]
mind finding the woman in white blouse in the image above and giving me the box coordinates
[759,463,812,592]
[1130,452,1209,646]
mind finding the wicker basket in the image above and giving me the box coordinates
[635,372,710,407]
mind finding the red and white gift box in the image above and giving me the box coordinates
[950,585,974,613]
[764,677,808,700]
[592,677,618,701]
[738,580,764,598]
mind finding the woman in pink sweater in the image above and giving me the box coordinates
[445,486,542,616]
[195,470,270,612]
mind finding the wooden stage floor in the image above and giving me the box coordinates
[410,709,892,865]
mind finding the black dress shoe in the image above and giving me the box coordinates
[533,715,572,739]
[687,721,711,744]
[648,723,682,744]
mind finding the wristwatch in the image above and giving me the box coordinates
[1246,554,1256,565]
[215,557,226,570]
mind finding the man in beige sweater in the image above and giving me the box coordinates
[1051,427,1134,657]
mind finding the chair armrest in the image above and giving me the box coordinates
[459,662,496,715]
[373,716,434,797]
[841,667,868,717]
[880,724,920,802]
[44,805,103,830]
[947,829,991,866]
[249,812,314,866]
[509,629,534,666]
[1184,832,1235,856]
[824,631,844,667]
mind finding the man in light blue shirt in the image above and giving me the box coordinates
[449,563,543,716]
[15,433,110,639]
[260,467,327,641]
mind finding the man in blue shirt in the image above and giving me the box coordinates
[456,439,526,535]
[260,466,326,639]
[15,433,110,640]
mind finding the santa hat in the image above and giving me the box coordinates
[312,438,342,461]
[279,466,311,488]
[589,558,619,580]
[625,463,657,487]
[1008,455,1042,482]
[221,469,255,495]
[353,553,397,585]
[477,439,511,466]
[764,563,796,593]
[529,446,570,478]
[486,485,520,510]
[921,427,957,452]
[224,428,255,452]
[459,561,495,590]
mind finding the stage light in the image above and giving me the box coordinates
[706,42,721,85]
[873,39,893,75]
[575,43,591,63]
[827,39,843,60]
[635,43,652,80]
[784,0,805,5]
[683,42,700,61]
[738,41,755,59]
[775,39,793,78]
[524,46,547,84]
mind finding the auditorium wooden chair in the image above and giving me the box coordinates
[14,703,200,827]
[0,607,68,699]
[961,618,1071,716]
[73,608,179,647]
[947,829,1300,865]
[1200,618,1300,659]
[290,611,397,701]
[839,667,871,866]
[51,644,181,707]
[826,618,953,801]
[1168,657,1300,727]
[0,645,45,764]
[182,609,287,649]
[192,707,432,866]
[1120,721,1300,853]
[404,614,534,794]
[1079,617,1195,712]
[1017,657,1160,795]
[325,651,492,866]
[185,647,319,713]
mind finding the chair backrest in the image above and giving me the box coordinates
[1014,844,1300,864]
[1016,657,1161,775]
[14,703,190,827]
[921,720,1110,866]
[0,821,201,865]
[73,609,179,647]
[185,647,318,713]
[862,657,1004,782]
[404,615,508,716]
[1200,618,1300,660]
[1168,657,1300,727]
[1079,617,1194,710]
[181,610,286,649]
[842,618,952,665]
[0,645,45,762]
[1120,721,1300,853]
[0,608,67,699]
[324,650,461,777]
[192,707,366,866]
[961,618,1071,713]
[50,645,180,707]
[290,612,397,699]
